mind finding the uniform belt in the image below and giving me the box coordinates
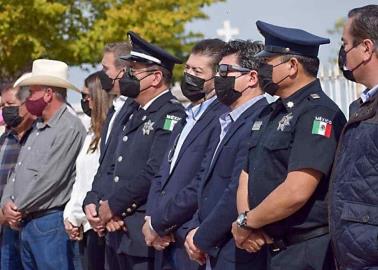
[270,226,329,252]
[22,206,65,221]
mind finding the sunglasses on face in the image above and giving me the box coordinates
[216,64,251,77]
[126,66,159,77]
[81,93,90,101]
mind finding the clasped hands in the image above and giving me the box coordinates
[81,200,126,239]
[142,216,174,251]
[231,221,272,253]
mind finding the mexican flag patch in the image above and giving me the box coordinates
[312,117,332,138]
[163,115,181,131]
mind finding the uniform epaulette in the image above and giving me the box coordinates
[169,98,181,104]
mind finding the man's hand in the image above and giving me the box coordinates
[106,216,126,232]
[232,222,273,253]
[152,234,174,251]
[184,228,206,265]
[142,217,174,251]
[64,219,81,240]
[84,203,105,234]
[142,219,158,246]
[99,200,113,224]
[0,208,6,225]
[240,230,269,253]
[231,221,252,248]
[3,201,22,228]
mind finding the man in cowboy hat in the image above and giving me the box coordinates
[1,59,86,269]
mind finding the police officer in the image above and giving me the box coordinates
[232,21,346,270]
[97,32,186,270]
[330,5,378,269]
[143,38,227,270]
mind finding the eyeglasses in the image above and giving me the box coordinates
[81,93,90,101]
[126,67,158,77]
[216,64,251,77]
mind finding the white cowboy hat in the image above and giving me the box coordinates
[14,59,80,92]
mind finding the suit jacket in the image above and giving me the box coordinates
[83,98,137,207]
[148,100,227,234]
[147,100,227,270]
[105,91,186,257]
[192,98,268,269]
[348,98,362,118]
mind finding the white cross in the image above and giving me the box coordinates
[217,20,239,42]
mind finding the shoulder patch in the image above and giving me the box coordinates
[311,116,332,138]
[310,93,320,99]
[169,99,181,104]
[163,114,181,131]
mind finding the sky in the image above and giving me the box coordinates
[67,0,375,105]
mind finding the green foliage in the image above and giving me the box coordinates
[327,17,346,37]
[0,0,223,84]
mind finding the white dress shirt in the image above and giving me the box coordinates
[63,131,100,232]
[106,95,128,143]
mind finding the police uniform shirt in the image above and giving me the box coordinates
[245,79,346,238]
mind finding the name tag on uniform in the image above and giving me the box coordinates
[252,121,263,131]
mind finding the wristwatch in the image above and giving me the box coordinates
[236,211,250,229]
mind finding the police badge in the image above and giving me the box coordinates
[277,112,293,131]
[142,120,154,135]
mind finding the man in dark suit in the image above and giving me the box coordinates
[150,40,268,270]
[97,32,186,270]
[82,42,137,270]
[142,39,227,270]
[183,40,269,270]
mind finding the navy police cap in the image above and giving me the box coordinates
[256,21,330,58]
[120,31,182,72]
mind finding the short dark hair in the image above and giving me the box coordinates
[104,42,131,68]
[348,5,378,51]
[149,64,172,86]
[191,39,226,72]
[221,40,264,71]
[1,84,30,103]
[1,83,15,95]
[41,85,67,101]
[280,54,320,77]
[16,87,31,103]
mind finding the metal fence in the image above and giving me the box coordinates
[319,64,364,118]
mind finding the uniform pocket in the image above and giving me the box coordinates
[262,132,292,150]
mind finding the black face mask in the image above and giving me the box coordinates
[98,69,123,92]
[119,71,154,98]
[81,99,91,117]
[181,73,212,102]
[3,106,23,128]
[338,45,366,82]
[258,62,290,96]
[214,76,242,106]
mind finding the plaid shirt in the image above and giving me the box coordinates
[0,129,28,199]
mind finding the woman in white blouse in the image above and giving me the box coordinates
[64,72,114,270]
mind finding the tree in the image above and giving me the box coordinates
[0,0,223,86]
